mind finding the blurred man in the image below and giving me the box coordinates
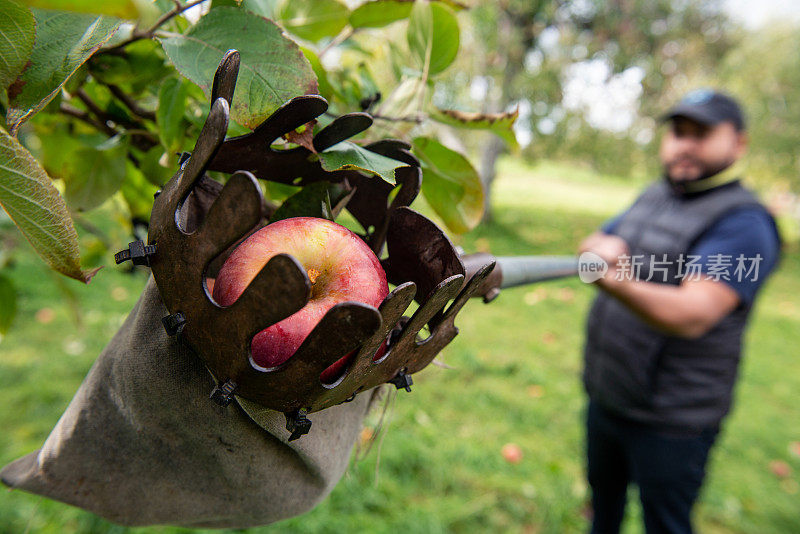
[578,89,781,534]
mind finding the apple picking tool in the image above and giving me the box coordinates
[114,50,577,441]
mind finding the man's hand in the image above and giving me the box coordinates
[578,231,629,282]
[577,231,740,338]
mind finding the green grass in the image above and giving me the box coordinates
[1,159,799,533]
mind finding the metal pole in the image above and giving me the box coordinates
[496,255,578,288]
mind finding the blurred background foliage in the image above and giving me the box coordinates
[431,0,798,222]
[1,0,799,531]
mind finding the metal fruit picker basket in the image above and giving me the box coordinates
[115,50,579,441]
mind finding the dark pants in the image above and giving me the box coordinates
[586,402,719,534]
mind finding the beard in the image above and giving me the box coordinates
[663,155,734,183]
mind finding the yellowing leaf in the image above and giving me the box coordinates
[431,107,520,152]
[0,127,97,283]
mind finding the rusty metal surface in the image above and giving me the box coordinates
[383,207,465,305]
[461,252,504,303]
[347,165,422,256]
[142,50,495,423]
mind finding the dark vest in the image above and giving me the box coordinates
[583,179,775,431]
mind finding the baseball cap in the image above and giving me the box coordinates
[662,89,746,131]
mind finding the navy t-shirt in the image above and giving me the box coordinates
[601,206,780,304]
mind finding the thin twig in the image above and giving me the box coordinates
[323,109,423,124]
[75,86,141,131]
[146,0,208,35]
[74,88,158,150]
[371,113,425,124]
[318,26,355,59]
[59,103,158,153]
[75,88,112,125]
[129,133,160,151]
[59,103,118,137]
[106,83,157,122]
[103,0,207,52]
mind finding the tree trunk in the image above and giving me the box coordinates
[479,136,505,223]
[477,8,526,224]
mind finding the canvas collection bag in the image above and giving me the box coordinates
[0,180,381,528]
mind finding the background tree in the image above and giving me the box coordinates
[434,0,738,221]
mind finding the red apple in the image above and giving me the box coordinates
[501,443,523,464]
[212,217,388,383]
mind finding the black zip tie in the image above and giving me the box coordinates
[114,240,156,266]
[210,379,237,407]
[162,312,186,336]
[285,409,312,441]
[388,370,413,392]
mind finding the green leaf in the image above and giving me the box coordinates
[0,126,96,283]
[350,0,413,29]
[89,40,171,92]
[263,181,300,203]
[240,0,281,18]
[407,0,459,76]
[357,63,380,101]
[413,136,483,234]
[276,0,350,42]
[23,0,138,18]
[270,181,332,222]
[121,159,159,221]
[372,75,426,138]
[431,107,519,152]
[349,0,465,28]
[160,7,318,130]
[139,146,176,187]
[0,273,16,338]
[300,46,333,102]
[0,0,35,97]
[317,141,406,184]
[63,141,128,212]
[157,77,188,153]
[37,125,86,179]
[6,9,120,134]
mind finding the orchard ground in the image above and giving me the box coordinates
[1,158,799,533]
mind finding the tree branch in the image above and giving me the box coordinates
[103,0,207,52]
[59,103,118,138]
[319,26,355,59]
[75,88,113,125]
[371,113,425,124]
[73,88,159,151]
[106,83,157,122]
